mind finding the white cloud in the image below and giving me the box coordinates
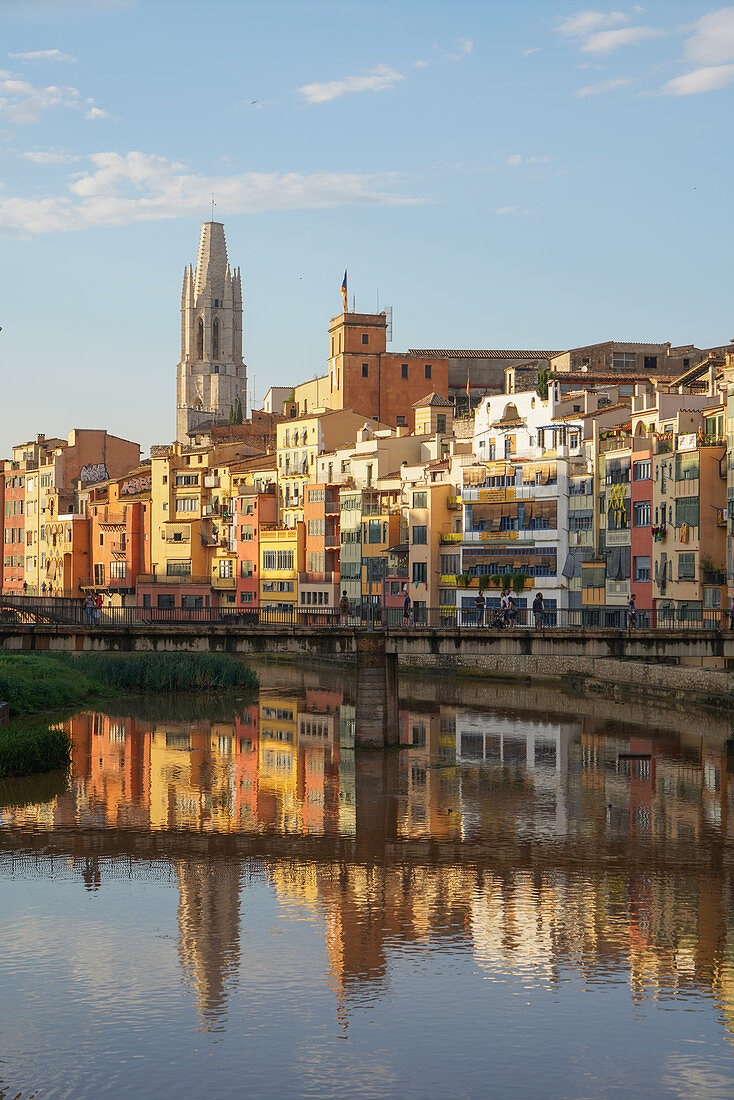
[9,49,77,62]
[505,153,550,166]
[0,151,423,235]
[660,64,734,96]
[684,7,734,66]
[495,205,521,215]
[0,68,106,125]
[445,38,473,61]
[413,59,429,68]
[523,47,542,56]
[557,10,628,38]
[299,64,404,105]
[19,149,81,164]
[580,26,662,53]
[575,76,635,95]
[86,106,110,119]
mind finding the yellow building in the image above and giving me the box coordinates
[413,392,454,437]
[259,524,305,614]
[277,409,388,529]
[408,480,452,621]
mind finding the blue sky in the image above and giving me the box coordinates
[1,0,733,457]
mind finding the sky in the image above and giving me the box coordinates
[1,0,734,458]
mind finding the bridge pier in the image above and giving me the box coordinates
[355,633,399,748]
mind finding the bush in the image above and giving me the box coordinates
[0,719,71,779]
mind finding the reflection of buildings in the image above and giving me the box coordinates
[7,681,734,1041]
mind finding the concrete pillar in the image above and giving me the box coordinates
[355,633,399,748]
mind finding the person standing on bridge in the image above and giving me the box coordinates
[627,594,637,631]
[340,590,350,625]
[475,590,486,627]
[403,591,412,627]
[533,591,544,630]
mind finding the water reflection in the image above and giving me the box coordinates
[2,670,734,1094]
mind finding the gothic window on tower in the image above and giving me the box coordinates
[213,318,220,360]
[197,319,204,359]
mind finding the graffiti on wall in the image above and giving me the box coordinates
[80,463,109,484]
[120,474,152,497]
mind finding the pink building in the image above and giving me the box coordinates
[235,486,277,611]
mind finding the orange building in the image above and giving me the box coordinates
[235,485,277,610]
[295,311,450,431]
[86,467,152,602]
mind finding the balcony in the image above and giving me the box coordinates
[447,496,462,510]
[211,574,236,590]
[298,572,337,585]
[202,504,219,517]
[324,535,340,548]
[440,531,463,543]
[138,573,210,586]
[204,475,220,488]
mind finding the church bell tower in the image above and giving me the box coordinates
[176,221,246,443]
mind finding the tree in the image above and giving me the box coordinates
[537,367,551,401]
[227,405,235,425]
[235,397,244,424]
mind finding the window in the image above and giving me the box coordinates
[166,560,191,577]
[634,556,651,582]
[612,351,636,369]
[401,363,408,379]
[634,501,651,527]
[175,497,197,513]
[633,460,651,481]
[362,363,369,378]
[218,559,233,578]
[425,364,432,380]
[240,524,254,541]
[412,525,428,545]
[396,415,406,426]
[362,333,369,345]
[94,564,105,585]
[704,588,722,609]
[676,453,699,481]
[440,554,460,575]
[182,594,204,610]
[241,560,254,578]
[307,519,325,536]
[413,492,427,509]
[212,318,219,359]
[678,552,695,581]
[412,561,427,584]
[643,355,657,370]
[110,562,126,579]
[241,591,254,604]
[676,496,699,527]
[437,414,446,433]
[175,473,199,486]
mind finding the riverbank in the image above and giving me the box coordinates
[0,652,259,778]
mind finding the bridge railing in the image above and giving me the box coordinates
[0,595,731,631]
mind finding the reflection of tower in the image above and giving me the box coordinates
[176,859,242,1028]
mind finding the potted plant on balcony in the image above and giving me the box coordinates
[701,553,726,586]
[511,571,527,595]
[457,573,471,588]
[478,574,491,592]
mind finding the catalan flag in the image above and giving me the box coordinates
[341,269,348,312]
[466,374,471,401]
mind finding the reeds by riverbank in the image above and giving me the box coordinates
[0,718,71,779]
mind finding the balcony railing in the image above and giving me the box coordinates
[211,575,236,590]
[137,573,209,586]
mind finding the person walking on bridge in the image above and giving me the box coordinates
[627,594,637,631]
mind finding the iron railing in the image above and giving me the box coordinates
[0,595,732,632]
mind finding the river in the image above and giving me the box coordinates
[1,661,734,1098]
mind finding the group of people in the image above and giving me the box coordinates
[84,593,103,625]
[474,589,546,629]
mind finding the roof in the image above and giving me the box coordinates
[409,349,561,360]
[412,391,453,409]
[550,371,676,383]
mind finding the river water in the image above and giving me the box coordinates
[1,663,734,1098]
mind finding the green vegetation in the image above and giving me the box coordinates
[0,653,99,716]
[0,718,71,779]
[70,652,259,694]
[537,366,551,401]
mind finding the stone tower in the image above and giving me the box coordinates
[176,221,246,443]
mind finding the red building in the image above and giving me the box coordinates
[2,466,26,595]
[630,444,654,619]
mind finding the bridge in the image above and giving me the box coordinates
[2,596,734,746]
